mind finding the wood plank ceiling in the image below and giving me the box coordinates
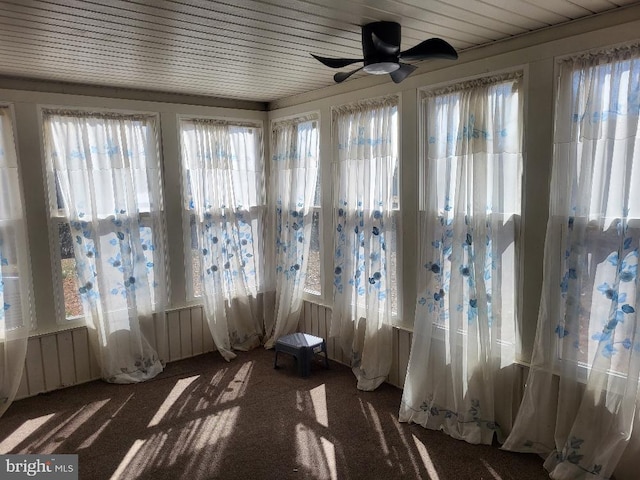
[0,0,637,103]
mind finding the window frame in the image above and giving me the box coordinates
[328,97,402,319]
[178,115,267,303]
[41,106,165,326]
[269,112,323,302]
[302,206,323,299]
[415,70,525,358]
[546,49,640,383]
[0,103,35,334]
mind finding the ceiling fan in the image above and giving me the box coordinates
[311,21,458,84]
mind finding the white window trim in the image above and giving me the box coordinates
[0,104,36,334]
[178,116,267,303]
[41,107,165,326]
[323,97,402,321]
[269,111,324,303]
[303,206,323,300]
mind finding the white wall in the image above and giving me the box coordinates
[6,5,640,400]
[14,306,214,399]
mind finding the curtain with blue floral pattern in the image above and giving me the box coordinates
[331,97,397,391]
[44,111,166,383]
[181,119,265,361]
[0,107,31,417]
[504,47,640,480]
[264,115,319,348]
[400,73,523,443]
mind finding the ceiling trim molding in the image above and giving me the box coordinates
[0,75,268,111]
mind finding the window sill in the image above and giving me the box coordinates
[29,319,87,339]
[168,300,204,312]
[302,293,331,309]
[390,318,414,333]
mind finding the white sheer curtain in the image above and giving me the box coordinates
[504,46,640,480]
[264,115,319,348]
[400,73,523,443]
[0,107,31,416]
[331,97,397,391]
[181,119,265,361]
[44,111,166,383]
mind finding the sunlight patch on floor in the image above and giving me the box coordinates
[364,400,390,462]
[481,458,504,479]
[321,437,337,480]
[388,413,421,477]
[80,393,135,449]
[191,407,239,451]
[23,399,110,454]
[0,413,55,453]
[171,419,203,465]
[412,434,441,480]
[295,423,336,480]
[147,375,200,427]
[216,361,253,405]
[110,438,145,480]
[175,406,241,477]
[296,390,306,413]
[195,369,227,411]
[110,407,240,480]
[310,384,328,428]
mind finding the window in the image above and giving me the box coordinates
[550,50,640,377]
[388,206,399,315]
[269,115,321,297]
[418,72,523,357]
[390,145,400,316]
[0,106,32,333]
[332,97,400,317]
[305,207,322,296]
[302,121,322,296]
[43,110,166,322]
[180,119,265,301]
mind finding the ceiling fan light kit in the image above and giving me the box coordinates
[312,21,458,84]
[363,62,399,74]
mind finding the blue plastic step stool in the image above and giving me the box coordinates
[274,333,329,377]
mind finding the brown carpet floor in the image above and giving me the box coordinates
[0,348,549,480]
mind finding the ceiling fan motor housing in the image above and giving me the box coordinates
[309,20,456,83]
[362,21,401,73]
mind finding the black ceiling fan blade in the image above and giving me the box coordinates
[371,32,400,56]
[390,63,417,83]
[334,67,364,83]
[311,54,363,69]
[400,38,458,61]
